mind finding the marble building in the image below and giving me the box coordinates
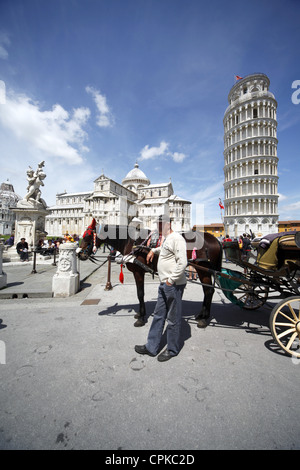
[45,163,191,236]
[0,181,21,235]
[223,73,279,238]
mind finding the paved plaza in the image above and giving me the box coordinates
[0,254,299,450]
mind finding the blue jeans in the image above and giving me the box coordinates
[146,282,185,356]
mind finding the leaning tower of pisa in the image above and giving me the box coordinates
[223,73,279,238]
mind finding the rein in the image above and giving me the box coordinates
[85,252,110,268]
[81,225,158,278]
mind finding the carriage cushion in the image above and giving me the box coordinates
[257,233,300,270]
[278,234,300,267]
[278,234,297,247]
[256,238,279,270]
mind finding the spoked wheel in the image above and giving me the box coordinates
[233,283,269,310]
[269,296,300,358]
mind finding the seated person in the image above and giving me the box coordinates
[16,238,29,261]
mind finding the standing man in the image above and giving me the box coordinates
[241,233,252,274]
[135,215,187,362]
[241,233,251,262]
[223,234,232,263]
[16,238,29,262]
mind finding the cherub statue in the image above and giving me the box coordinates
[24,161,47,207]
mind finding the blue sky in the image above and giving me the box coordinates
[0,0,299,225]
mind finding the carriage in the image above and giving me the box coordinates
[207,231,300,358]
[78,221,300,359]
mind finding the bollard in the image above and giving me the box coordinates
[105,255,113,291]
[52,247,58,266]
[31,250,37,274]
[52,243,80,297]
[0,245,7,289]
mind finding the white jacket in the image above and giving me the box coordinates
[152,231,187,285]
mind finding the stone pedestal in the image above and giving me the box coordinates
[0,245,7,289]
[52,243,80,297]
[13,200,49,249]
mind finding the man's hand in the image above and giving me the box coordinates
[147,250,154,264]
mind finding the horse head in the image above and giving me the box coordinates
[77,221,126,261]
[77,218,101,261]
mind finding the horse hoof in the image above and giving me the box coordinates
[134,318,145,327]
[197,319,209,328]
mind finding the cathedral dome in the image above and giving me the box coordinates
[122,162,150,191]
[0,181,21,206]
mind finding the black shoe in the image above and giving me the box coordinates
[134,345,155,357]
[157,349,175,362]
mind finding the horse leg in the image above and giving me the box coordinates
[132,270,146,327]
[195,274,214,328]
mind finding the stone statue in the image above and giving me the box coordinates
[23,161,47,208]
[12,161,49,252]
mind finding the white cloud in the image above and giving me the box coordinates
[172,151,186,163]
[139,141,169,160]
[139,141,186,163]
[0,32,10,59]
[86,85,114,128]
[281,200,300,212]
[0,91,90,164]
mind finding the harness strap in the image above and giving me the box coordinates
[93,231,97,253]
[133,258,157,275]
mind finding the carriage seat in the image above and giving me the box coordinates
[256,232,300,271]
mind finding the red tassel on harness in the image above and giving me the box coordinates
[119,264,124,284]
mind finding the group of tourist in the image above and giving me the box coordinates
[6,232,81,262]
[222,233,252,263]
[222,233,252,274]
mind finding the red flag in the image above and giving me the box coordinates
[219,199,224,210]
[235,75,243,80]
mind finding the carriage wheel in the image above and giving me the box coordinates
[233,283,269,310]
[269,296,300,358]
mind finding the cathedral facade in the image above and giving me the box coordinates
[45,163,191,237]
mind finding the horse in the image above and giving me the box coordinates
[77,221,223,328]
